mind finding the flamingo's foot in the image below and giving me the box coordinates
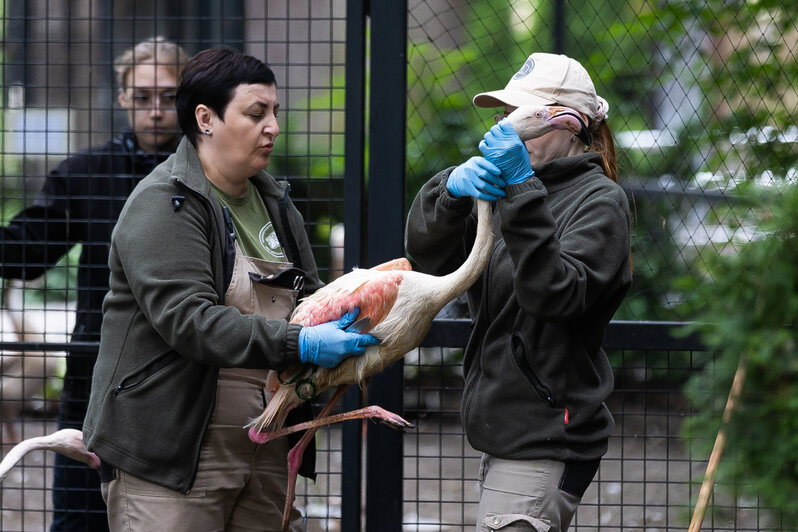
[248,405,414,444]
[359,405,415,430]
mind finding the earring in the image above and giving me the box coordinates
[204,129,211,136]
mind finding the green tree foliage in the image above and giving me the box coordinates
[681,183,798,522]
[666,0,798,521]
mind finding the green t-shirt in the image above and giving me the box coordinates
[211,182,286,262]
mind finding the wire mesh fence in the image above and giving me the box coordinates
[0,0,796,530]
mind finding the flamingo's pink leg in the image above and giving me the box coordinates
[255,384,414,531]
[277,384,349,532]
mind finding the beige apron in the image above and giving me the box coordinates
[221,237,303,399]
[213,239,305,528]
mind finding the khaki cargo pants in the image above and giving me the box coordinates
[476,455,600,532]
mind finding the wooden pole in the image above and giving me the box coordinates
[688,358,747,532]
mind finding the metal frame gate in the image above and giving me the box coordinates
[341,1,407,530]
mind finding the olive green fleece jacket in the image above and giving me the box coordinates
[82,137,322,493]
[405,152,631,463]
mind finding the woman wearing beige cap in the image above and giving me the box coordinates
[406,52,631,531]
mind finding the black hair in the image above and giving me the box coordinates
[175,47,276,145]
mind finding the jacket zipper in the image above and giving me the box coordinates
[511,332,555,407]
[113,351,179,395]
[462,208,493,422]
[222,205,237,241]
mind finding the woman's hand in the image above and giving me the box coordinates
[479,120,535,185]
[298,308,380,368]
[445,156,505,201]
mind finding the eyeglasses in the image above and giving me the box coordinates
[123,88,178,109]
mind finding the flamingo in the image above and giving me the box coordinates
[0,106,589,530]
[248,104,590,530]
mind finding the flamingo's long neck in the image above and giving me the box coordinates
[430,198,494,308]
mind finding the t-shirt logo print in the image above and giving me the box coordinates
[259,222,285,258]
[512,57,535,80]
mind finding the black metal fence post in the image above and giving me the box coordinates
[364,0,407,530]
[342,1,368,529]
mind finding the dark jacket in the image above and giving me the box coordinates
[405,152,631,462]
[0,132,173,422]
[83,137,323,493]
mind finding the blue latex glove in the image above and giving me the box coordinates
[445,156,505,201]
[479,120,535,185]
[299,308,380,368]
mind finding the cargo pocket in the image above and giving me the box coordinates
[481,513,551,531]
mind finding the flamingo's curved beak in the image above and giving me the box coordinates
[546,106,592,146]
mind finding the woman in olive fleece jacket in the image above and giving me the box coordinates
[82,136,322,493]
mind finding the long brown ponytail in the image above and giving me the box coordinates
[589,121,618,183]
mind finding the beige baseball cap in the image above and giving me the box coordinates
[473,53,599,121]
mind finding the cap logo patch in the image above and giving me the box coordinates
[512,57,535,80]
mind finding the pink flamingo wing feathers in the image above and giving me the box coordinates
[290,271,405,333]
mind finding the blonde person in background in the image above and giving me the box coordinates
[406,52,631,531]
[0,37,187,531]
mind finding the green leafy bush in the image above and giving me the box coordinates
[681,181,798,522]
